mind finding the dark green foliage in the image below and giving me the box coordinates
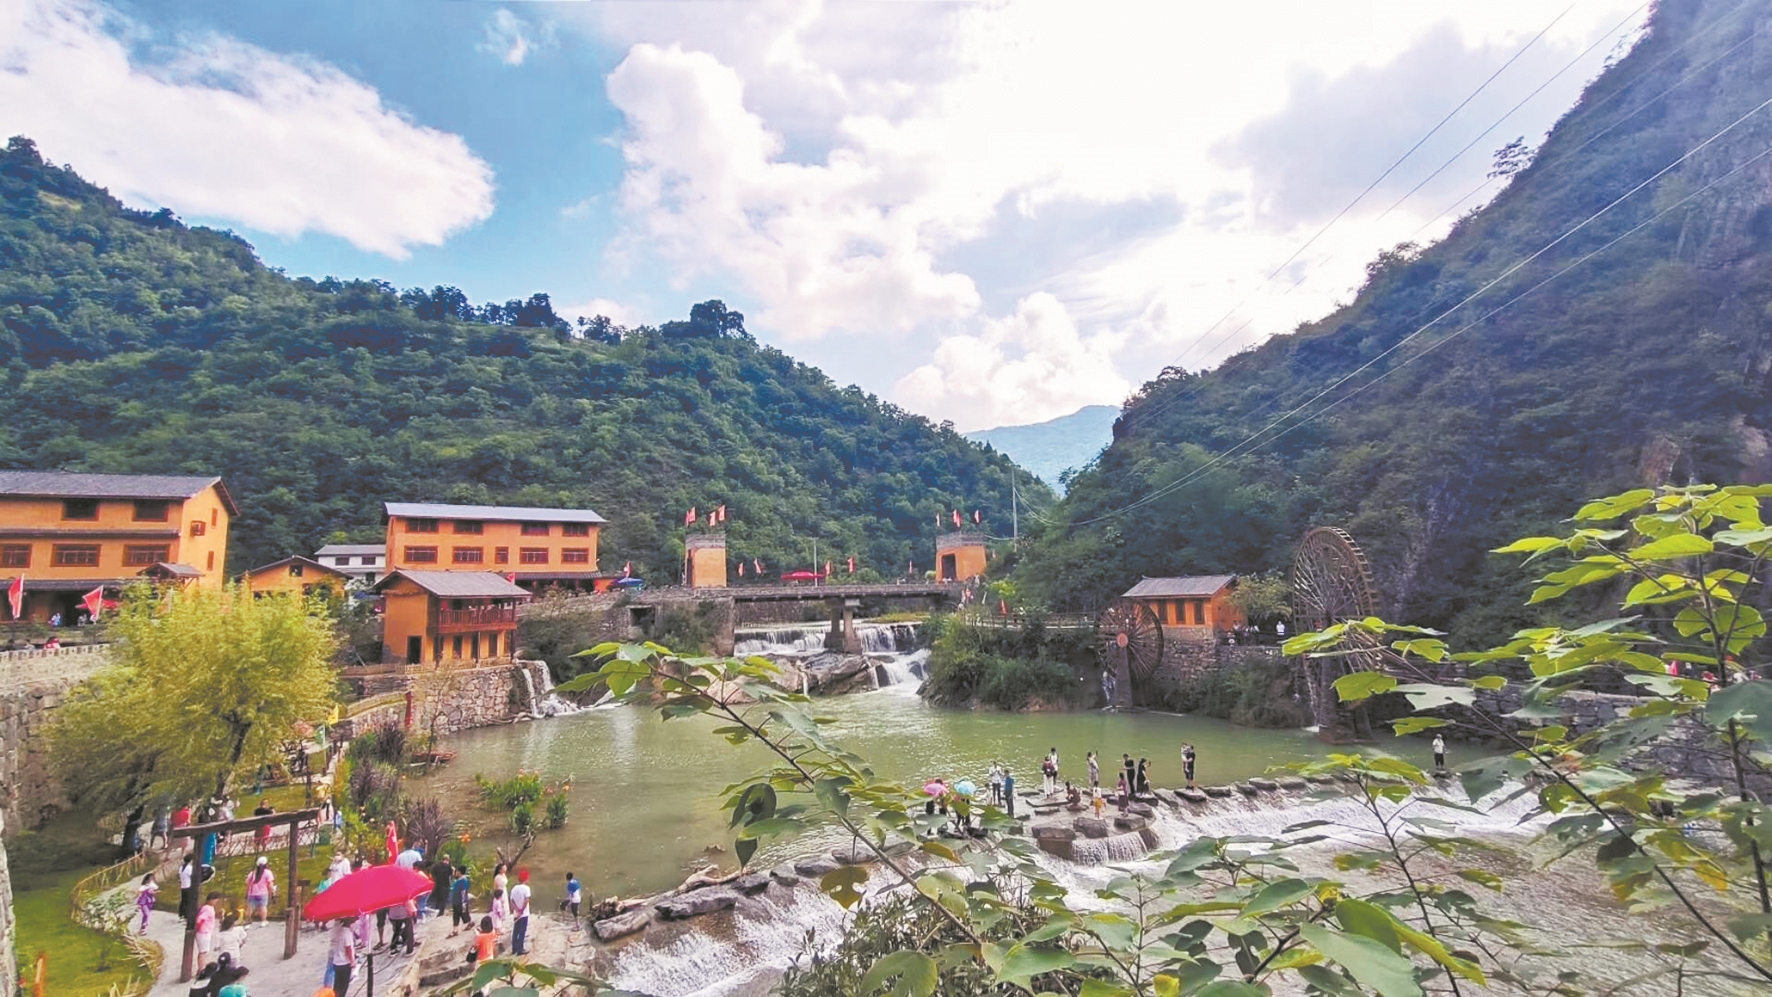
[0,135,1044,579]
[644,601,725,655]
[1148,658,1305,728]
[922,613,1092,710]
[1015,0,1772,647]
[778,892,1029,997]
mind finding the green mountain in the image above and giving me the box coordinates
[0,137,1048,580]
[1015,0,1772,643]
[965,405,1119,493]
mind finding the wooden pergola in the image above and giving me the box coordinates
[169,807,322,981]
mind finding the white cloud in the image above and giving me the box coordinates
[896,294,1129,431]
[480,9,539,67]
[577,0,1648,425]
[559,297,642,329]
[0,0,496,258]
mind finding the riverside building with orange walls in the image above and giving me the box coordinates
[0,471,235,622]
[382,501,613,595]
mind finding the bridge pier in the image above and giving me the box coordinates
[824,598,863,654]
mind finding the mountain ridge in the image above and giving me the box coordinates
[965,404,1119,492]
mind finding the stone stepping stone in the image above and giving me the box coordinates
[656,887,740,920]
[1249,778,1279,792]
[1306,774,1337,786]
[1128,802,1157,817]
[1152,788,1180,807]
[1177,788,1209,804]
[734,872,771,895]
[794,855,840,877]
[1278,777,1309,791]
[1204,785,1234,798]
[1234,782,1259,796]
[592,908,651,941]
[770,863,801,887]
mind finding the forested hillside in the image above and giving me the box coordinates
[0,137,1044,579]
[1015,0,1772,643]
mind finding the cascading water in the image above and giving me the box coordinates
[521,660,583,717]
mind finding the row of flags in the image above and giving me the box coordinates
[6,576,104,620]
[685,505,728,526]
[940,510,984,529]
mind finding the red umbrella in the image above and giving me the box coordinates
[302,865,432,922]
[780,570,824,581]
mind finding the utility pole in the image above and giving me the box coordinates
[1011,477,1019,544]
[812,536,818,584]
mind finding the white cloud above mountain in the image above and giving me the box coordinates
[0,0,495,258]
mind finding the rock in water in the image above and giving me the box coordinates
[770,863,802,887]
[1072,816,1110,839]
[655,887,740,920]
[794,855,841,877]
[734,872,771,895]
[1204,785,1233,798]
[1249,777,1279,792]
[1178,788,1209,804]
[592,908,651,941]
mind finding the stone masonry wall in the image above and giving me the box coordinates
[338,660,555,741]
[0,645,109,828]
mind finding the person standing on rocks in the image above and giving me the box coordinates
[1087,751,1100,792]
[1123,754,1137,797]
[1136,758,1151,797]
[988,763,1004,806]
[1182,744,1197,789]
[510,869,533,955]
[1002,768,1015,818]
[1432,734,1447,773]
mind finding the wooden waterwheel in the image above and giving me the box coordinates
[1097,598,1162,708]
[1291,527,1383,734]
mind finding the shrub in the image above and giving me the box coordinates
[475,771,544,810]
[544,792,569,829]
[402,797,454,858]
[923,613,1091,710]
[509,803,535,836]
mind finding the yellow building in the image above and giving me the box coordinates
[936,531,987,582]
[372,569,530,665]
[686,534,727,588]
[1123,575,1245,633]
[242,556,351,599]
[383,502,610,595]
[0,471,235,622]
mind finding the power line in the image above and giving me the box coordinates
[1052,90,1772,530]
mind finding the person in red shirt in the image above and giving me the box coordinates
[173,805,192,829]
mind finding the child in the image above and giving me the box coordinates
[473,915,499,963]
[135,874,158,933]
[450,866,472,935]
[490,887,510,937]
[195,894,220,966]
[564,872,582,920]
[220,913,247,964]
[216,965,250,997]
[1091,788,1106,818]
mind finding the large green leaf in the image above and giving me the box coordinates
[1297,923,1423,997]
[1332,898,1401,953]
[859,951,939,997]
[1629,533,1714,560]
[1242,878,1313,916]
[1707,681,1772,742]
[821,865,870,908]
[1333,672,1397,704]
[996,943,1076,986]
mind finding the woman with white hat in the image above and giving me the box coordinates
[245,856,276,923]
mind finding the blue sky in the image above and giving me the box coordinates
[3,0,1651,429]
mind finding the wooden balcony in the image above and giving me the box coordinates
[436,605,518,633]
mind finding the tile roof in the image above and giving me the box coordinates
[0,471,238,515]
[373,570,532,599]
[143,562,204,579]
[245,556,351,578]
[314,544,386,557]
[1123,575,1238,599]
[384,502,605,525]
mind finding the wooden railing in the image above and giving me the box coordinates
[437,605,518,631]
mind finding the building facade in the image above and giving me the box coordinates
[1123,575,1244,633]
[686,534,727,588]
[242,556,352,599]
[312,543,386,587]
[0,471,235,622]
[373,569,530,665]
[936,531,988,582]
[383,502,609,595]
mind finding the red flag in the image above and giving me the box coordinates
[622,561,632,577]
[505,572,517,583]
[952,509,962,528]
[717,504,727,523]
[1000,599,1009,616]
[847,557,855,574]
[974,509,982,524]
[685,507,696,526]
[907,560,914,575]
[737,561,745,577]
[753,559,762,573]
[825,561,832,578]
[6,575,22,620]
[81,586,103,620]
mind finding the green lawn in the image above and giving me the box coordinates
[11,812,149,995]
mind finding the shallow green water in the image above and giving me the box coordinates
[416,688,1438,903]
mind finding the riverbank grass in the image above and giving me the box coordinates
[11,812,149,994]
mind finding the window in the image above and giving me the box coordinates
[453,520,483,535]
[1190,600,1205,626]
[406,518,439,533]
[452,547,485,564]
[53,544,101,567]
[520,523,549,536]
[133,500,169,522]
[453,635,464,658]
[288,563,305,577]
[0,545,29,568]
[561,548,590,564]
[405,546,439,564]
[211,508,218,527]
[207,552,215,570]
[519,548,549,565]
[495,547,509,564]
[62,498,98,521]
[124,545,170,566]
[190,521,206,537]
[562,523,591,537]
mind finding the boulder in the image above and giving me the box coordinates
[1128,802,1157,818]
[832,843,872,865]
[656,887,740,920]
[1114,814,1150,832]
[770,863,802,887]
[1072,816,1111,839]
[1234,782,1259,796]
[1249,778,1279,792]
[735,872,771,895]
[592,908,651,941]
[1278,777,1309,791]
[1306,774,1337,786]
[1204,785,1234,798]
[1177,788,1210,805]
[1033,823,1078,842]
[794,855,841,877]
[1152,789,1180,808]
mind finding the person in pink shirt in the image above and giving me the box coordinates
[195,893,220,965]
[245,856,276,923]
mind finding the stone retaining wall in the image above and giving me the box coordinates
[337,660,556,740]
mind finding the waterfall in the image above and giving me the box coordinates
[873,649,931,693]
[1071,831,1152,865]
[520,659,582,717]
[604,888,851,997]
